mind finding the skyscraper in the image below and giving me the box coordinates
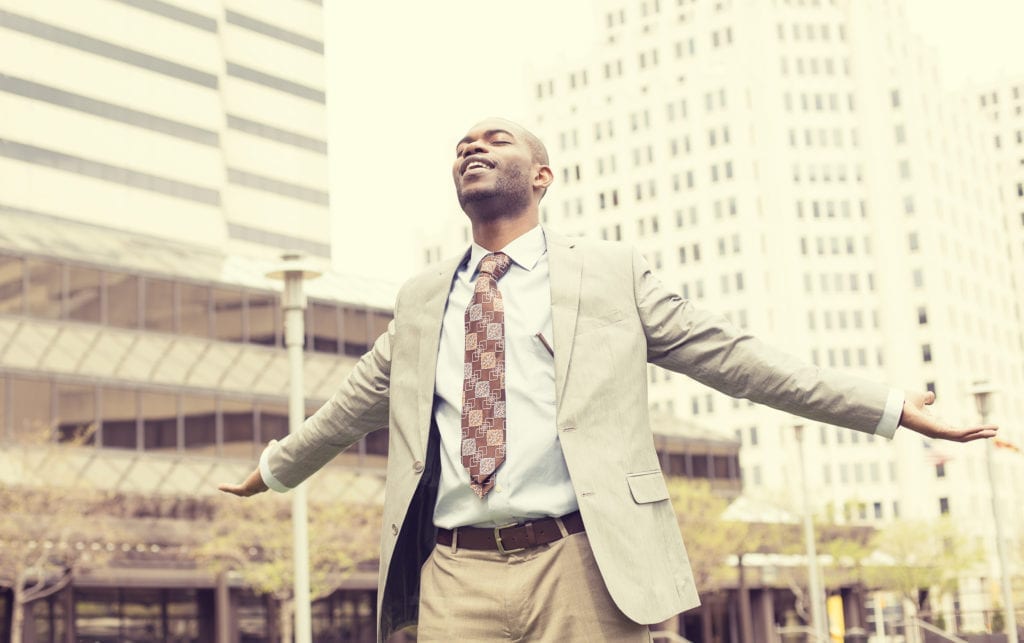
[0,2,396,638]
[1,0,331,259]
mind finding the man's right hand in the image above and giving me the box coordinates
[218,467,269,497]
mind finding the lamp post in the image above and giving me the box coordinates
[267,253,322,643]
[970,380,1017,643]
[794,424,828,642]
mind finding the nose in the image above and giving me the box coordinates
[462,139,488,157]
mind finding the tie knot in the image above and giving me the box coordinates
[477,252,512,281]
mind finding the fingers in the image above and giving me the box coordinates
[957,425,998,442]
[923,390,936,405]
[933,424,998,443]
[218,483,247,496]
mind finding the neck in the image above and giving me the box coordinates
[468,210,540,252]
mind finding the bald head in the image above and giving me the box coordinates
[470,117,549,166]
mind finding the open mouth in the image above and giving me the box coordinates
[461,158,495,175]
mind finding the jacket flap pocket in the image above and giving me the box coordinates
[626,470,670,504]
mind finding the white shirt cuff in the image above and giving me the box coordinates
[873,388,904,439]
[259,440,291,493]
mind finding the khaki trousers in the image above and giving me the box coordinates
[417,531,651,642]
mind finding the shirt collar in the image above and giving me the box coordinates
[463,225,547,280]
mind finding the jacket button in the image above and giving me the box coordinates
[391,524,398,536]
[413,460,424,473]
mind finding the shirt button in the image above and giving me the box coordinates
[413,460,424,473]
[495,486,503,494]
[391,524,399,536]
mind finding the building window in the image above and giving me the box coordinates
[938,497,950,515]
[100,386,138,449]
[144,278,177,333]
[25,258,62,319]
[10,376,52,441]
[921,344,932,363]
[67,265,102,323]
[56,382,95,443]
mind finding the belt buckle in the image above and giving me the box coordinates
[494,522,525,555]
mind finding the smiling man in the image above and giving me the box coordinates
[221,118,997,642]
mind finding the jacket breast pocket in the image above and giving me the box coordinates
[576,307,627,336]
[626,470,670,504]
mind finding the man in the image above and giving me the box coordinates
[221,118,997,642]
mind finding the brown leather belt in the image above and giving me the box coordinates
[436,511,585,554]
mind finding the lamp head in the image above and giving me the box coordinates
[968,379,995,417]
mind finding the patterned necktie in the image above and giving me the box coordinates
[461,252,512,498]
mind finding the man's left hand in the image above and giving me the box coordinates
[899,390,998,442]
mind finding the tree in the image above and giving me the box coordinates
[196,491,382,642]
[863,517,983,619]
[0,425,122,643]
[667,478,750,592]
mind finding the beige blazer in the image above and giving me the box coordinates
[264,229,891,641]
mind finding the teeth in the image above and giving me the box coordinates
[466,161,488,172]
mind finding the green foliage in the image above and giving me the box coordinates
[667,478,750,591]
[196,493,382,602]
[0,423,125,643]
[862,517,982,609]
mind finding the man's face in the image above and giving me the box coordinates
[452,120,536,215]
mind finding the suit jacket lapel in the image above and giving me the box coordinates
[545,228,581,404]
[416,251,467,453]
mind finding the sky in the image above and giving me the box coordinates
[324,0,1024,284]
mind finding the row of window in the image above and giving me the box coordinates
[0,374,389,459]
[810,346,883,369]
[780,56,852,77]
[787,126,859,148]
[775,21,847,43]
[799,235,871,257]
[0,253,390,356]
[990,129,1024,149]
[796,199,869,220]
[3,10,325,102]
[783,91,856,113]
[792,163,863,184]
[978,85,1023,107]
[807,309,879,332]
[802,271,876,294]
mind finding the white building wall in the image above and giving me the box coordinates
[0,0,330,259]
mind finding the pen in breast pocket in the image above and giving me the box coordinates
[534,332,554,357]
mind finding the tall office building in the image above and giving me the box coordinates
[426,0,1024,623]
[0,1,395,639]
[977,79,1024,329]
[1,0,331,259]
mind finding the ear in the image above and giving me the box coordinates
[533,164,554,191]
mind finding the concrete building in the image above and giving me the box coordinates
[1,0,331,259]
[424,0,1024,631]
[0,1,387,639]
[977,78,1024,341]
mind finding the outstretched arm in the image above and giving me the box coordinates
[899,390,998,442]
[219,316,396,497]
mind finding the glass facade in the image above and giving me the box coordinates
[0,374,389,459]
[312,590,377,643]
[0,251,387,357]
[74,587,208,642]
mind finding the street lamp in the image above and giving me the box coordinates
[267,253,322,643]
[970,379,1017,643]
[794,423,828,642]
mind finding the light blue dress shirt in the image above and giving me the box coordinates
[432,225,578,529]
